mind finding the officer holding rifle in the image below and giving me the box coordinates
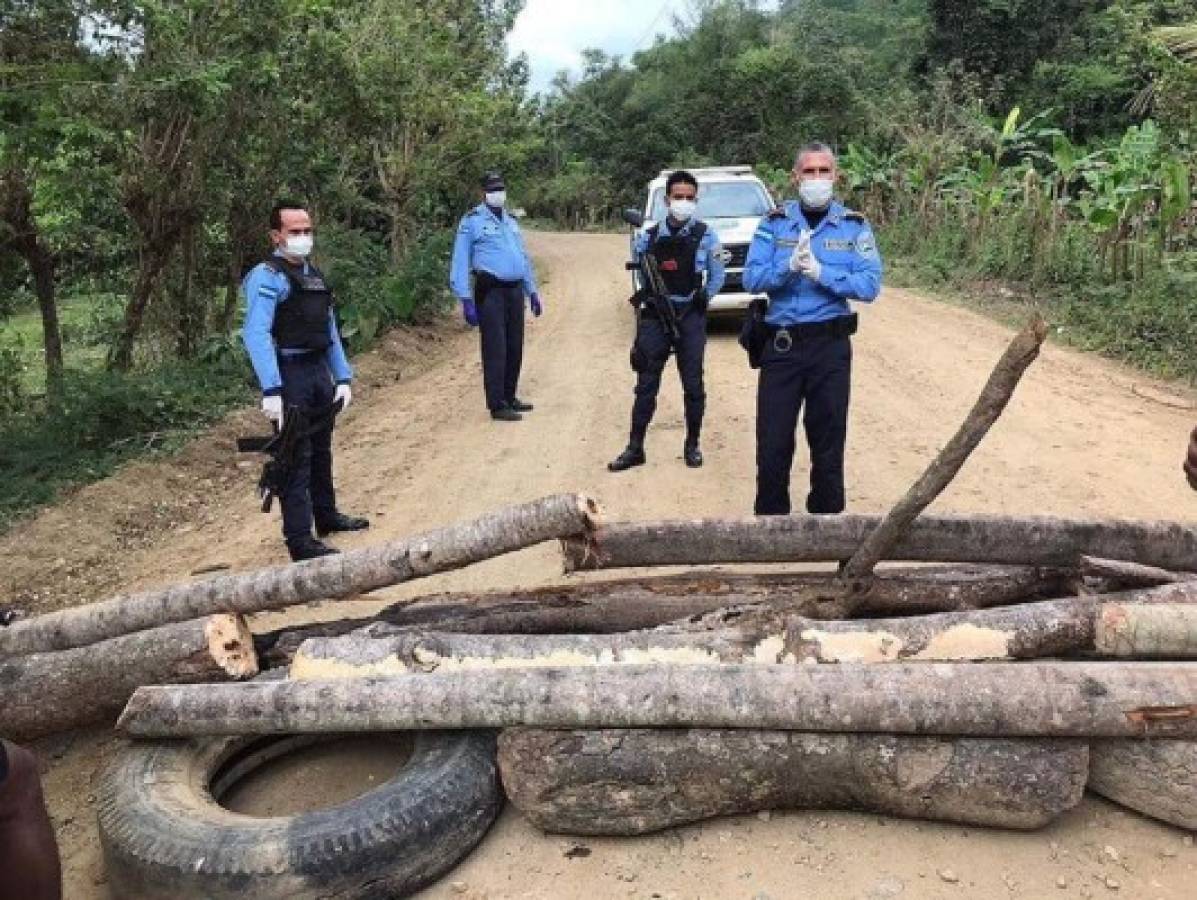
[609,170,725,472]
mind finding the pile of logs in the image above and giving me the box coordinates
[6,314,1197,834]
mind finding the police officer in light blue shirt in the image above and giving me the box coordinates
[241,200,369,561]
[609,170,726,471]
[450,172,542,421]
[743,142,882,516]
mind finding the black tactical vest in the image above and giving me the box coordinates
[647,220,708,297]
[264,256,333,352]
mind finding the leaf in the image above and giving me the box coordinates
[1000,106,1021,142]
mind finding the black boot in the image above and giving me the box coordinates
[287,536,340,562]
[507,397,534,412]
[684,441,703,468]
[491,406,522,421]
[315,511,370,537]
[608,444,646,472]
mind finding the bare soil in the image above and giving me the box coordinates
[8,232,1197,899]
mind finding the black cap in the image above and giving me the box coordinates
[480,171,505,191]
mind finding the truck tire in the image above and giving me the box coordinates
[98,731,501,899]
[1089,738,1197,830]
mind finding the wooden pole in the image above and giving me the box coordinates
[118,661,1197,739]
[0,493,600,657]
[254,564,1075,669]
[1,614,256,741]
[286,587,1197,676]
[840,316,1047,579]
[562,514,1197,573]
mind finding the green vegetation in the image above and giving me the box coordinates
[2,1,1196,528]
[533,0,1197,377]
[1,0,530,528]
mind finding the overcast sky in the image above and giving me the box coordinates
[507,0,683,95]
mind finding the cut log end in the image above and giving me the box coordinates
[204,614,259,679]
[577,494,603,531]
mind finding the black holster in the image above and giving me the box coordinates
[739,296,769,369]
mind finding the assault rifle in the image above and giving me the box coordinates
[622,208,681,344]
[237,400,342,512]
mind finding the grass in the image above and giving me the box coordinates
[878,217,1197,385]
[0,291,254,532]
[0,292,112,398]
[0,229,457,532]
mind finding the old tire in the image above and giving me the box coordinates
[98,731,501,899]
[1089,739,1197,830]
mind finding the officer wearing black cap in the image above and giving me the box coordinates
[743,143,883,515]
[449,172,543,421]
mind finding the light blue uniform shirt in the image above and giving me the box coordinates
[743,200,882,326]
[241,252,353,394]
[633,217,727,303]
[449,204,538,301]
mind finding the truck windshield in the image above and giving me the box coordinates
[648,181,773,221]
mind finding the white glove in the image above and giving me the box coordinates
[261,395,284,428]
[789,230,822,281]
[334,382,352,412]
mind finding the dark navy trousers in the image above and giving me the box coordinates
[754,334,852,516]
[478,284,525,412]
[629,308,706,445]
[278,353,337,544]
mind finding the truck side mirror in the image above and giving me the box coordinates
[621,208,645,228]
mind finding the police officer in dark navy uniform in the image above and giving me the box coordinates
[241,200,369,561]
[609,170,725,471]
[449,172,543,421]
[743,143,882,515]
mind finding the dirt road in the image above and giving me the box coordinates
[8,232,1197,898]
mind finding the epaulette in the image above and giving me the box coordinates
[766,207,788,220]
[844,211,867,223]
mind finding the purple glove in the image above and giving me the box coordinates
[461,298,479,327]
[529,293,543,317]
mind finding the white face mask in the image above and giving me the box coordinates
[669,198,697,222]
[798,178,835,210]
[485,190,507,208]
[283,234,314,258]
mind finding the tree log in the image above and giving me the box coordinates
[841,315,1047,579]
[563,514,1197,573]
[0,493,599,657]
[1080,556,1197,587]
[286,588,1197,679]
[1096,598,1197,657]
[254,565,1075,670]
[118,662,1197,739]
[0,614,256,742]
[1088,739,1197,830]
[498,729,1088,834]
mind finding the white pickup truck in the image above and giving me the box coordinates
[632,165,774,316]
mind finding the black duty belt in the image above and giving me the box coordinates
[475,272,522,291]
[277,349,324,363]
[765,313,858,352]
